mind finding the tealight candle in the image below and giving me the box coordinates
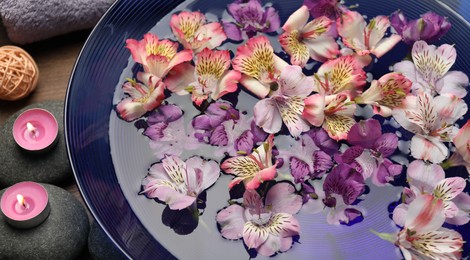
[12,108,59,152]
[0,181,51,229]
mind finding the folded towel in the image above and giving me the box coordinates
[0,0,115,45]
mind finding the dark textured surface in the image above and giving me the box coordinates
[88,221,126,260]
[0,101,72,188]
[0,183,89,260]
[0,0,114,45]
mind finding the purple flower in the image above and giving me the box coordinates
[336,119,403,186]
[323,164,365,205]
[144,104,184,141]
[303,0,344,19]
[390,10,451,44]
[192,102,239,144]
[277,134,334,183]
[305,127,339,156]
[301,165,365,225]
[223,0,280,41]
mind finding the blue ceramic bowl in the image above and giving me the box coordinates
[66,0,470,259]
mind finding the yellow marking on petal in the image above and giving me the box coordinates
[266,213,294,235]
[146,40,177,60]
[196,52,229,79]
[284,30,309,66]
[330,59,355,93]
[379,79,409,108]
[324,114,355,139]
[239,42,275,81]
[278,96,305,126]
[227,157,261,178]
[178,13,205,40]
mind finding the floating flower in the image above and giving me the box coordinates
[303,93,356,140]
[394,41,468,98]
[393,92,468,163]
[311,55,367,95]
[222,0,280,41]
[116,72,166,121]
[279,5,338,67]
[355,72,412,117]
[165,48,241,106]
[304,127,339,156]
[125,33,193,78]
[141,155,220,210]
[336,119,403,186]
[302,164,365,225]
[451,120,470,174]
[192,101,240,145]
[390,10,451,44]
[221,134,277,190]
[144,105,201,160]
[216,182,302,256]
[232,35,288,98]
[254,65,313,137]
[276,134,333,183]
[393,160,470,226]
[375,194,464,260]
[170,11,227,53]
[337,10,402,58]
[303,0,344,19]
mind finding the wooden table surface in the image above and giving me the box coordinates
[0,27,92,217]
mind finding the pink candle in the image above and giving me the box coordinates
[12,108,59,152]
[1,182,51,229]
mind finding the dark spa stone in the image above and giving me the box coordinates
[88,221,127,260]
[0,184,90,260]
[0,101,72,188]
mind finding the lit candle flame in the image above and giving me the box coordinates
[16,194,26,208]
[26,122,36,133]
[26,122,37,140]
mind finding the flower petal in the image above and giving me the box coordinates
[405,194,445,233]
[407,160,444,194]
[279,65,314,97]
[453,120,470,162]
[374,133,399,157]
[216,204,245,240]
[302,94,325,127]
[245,165,277,190]
[243,222,269,249]
[185,156,220,192]
[436,71,469,98]
[276,96,310,137]
[347,119,382,149]
[116,98,147,122]
[265,182,302,215]
[433,94,468,125]
[336,11,367,52]
[433,177,466,201]
[323,114,356,141]
[410,135,448,163]
[282,5,309,32]
[393,203,408,227]
[212,70,242,100]
[253,98,283,134]
[165,63,196,94]
[371,34,402,58]
[412,227,463,256]
[412,41,456,84]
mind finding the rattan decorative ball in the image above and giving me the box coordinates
[0,46,39,101]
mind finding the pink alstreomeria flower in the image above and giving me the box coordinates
[337,10,402,58]
[355,72,412,117]
[393,160,470,226]
[170,11,227,53]
[232,35,288,99]
[165,48,241,106]
[141,155,220,210]
[394,41,468,98]
[374,194,463,260]
[221,134,277,190]
[253,65,313,137]
[116,72,165,121]
[216,182,302,256]
[279,5,338,67]
[302,55,366,140]
[392,91,467,163]
[125,33,193,79]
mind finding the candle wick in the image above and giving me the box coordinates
[26,122,38,141]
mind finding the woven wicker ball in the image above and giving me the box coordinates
[0,46,39,101]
